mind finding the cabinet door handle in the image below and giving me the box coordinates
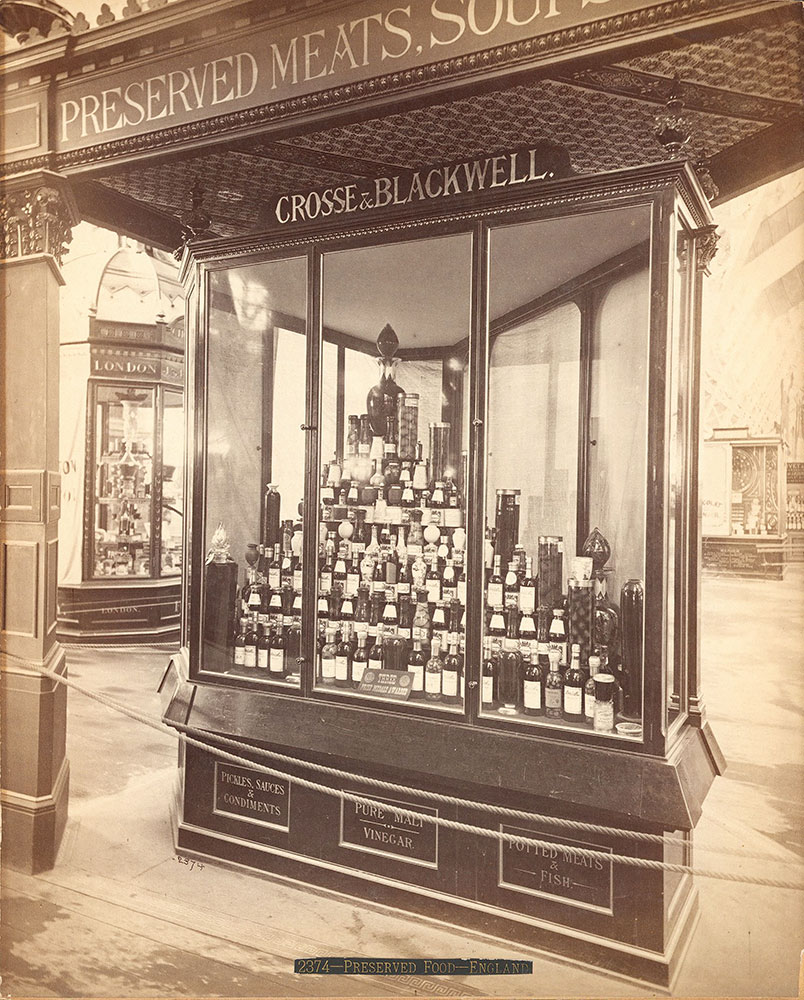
[296,656,306,665]
[300,424,317,431]
[472,417,483,428]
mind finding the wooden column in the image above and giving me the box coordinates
[1,173,78,872]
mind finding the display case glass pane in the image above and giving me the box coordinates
[481,206,651,739]
[315,233,472,710]
[92,383,155,578]
[160,388,184,577]
[201,257,307,684]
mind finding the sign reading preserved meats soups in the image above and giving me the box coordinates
[213,762,290,831]
[340,792,438,867]
[499,825,613,913]
[54,0,671,152]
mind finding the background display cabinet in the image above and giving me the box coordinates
[162,160,724,987]
[702,430,789,579]
[58,237,185,643]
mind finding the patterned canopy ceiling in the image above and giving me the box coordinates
[87,5,802,244]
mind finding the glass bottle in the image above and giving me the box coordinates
[425,559,442,604]
[487,554,504,609]
[442,637,462,705]
[381,593,398,637]
[487,606,506,641]
[548,608,568,667]
[257,618,271,673]
[544,648,563,720]
[262,483,281,549]
[335,621,352,688]
[425,637,443,702]
[431,601,448,648]
[593,673,616,733]
[352,633,369,686]
[316,593,330,652]
[519,556,536,614]
[498,638,521,716]
[319,627,337,684]
[407,637,426,698]
[584,653,600,725]
[412,442,428,492]
[504,561,520,610]
[411,589,431,645]
[369,626,384,669]
[522,646,543,717]
[442,558,457,602]
[287,593,302,675]
[563,643,584,722]
[233,617,247,669]
[481,637,497,709]
[269,621,286,678]
[396,555,411,598]
[243,615,258,670]
[620,579,644,720]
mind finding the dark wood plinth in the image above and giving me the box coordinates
[160,655,720,988]
[174,739,699,988]
[57,579,181,644]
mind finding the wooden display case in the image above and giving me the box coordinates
[161,159,724,987]
[701,430,789,579]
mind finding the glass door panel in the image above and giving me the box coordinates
[201,256,307,684]
[482,206,651,739]
[160,387,184,577]
[316,232,473,710]
[92,383,155,578]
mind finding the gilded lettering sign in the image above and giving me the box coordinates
[340,792,438,867]
[499,825,614,913]
[213,762,291,831]
[56,0,669,152]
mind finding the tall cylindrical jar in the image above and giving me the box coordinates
[619,578,644,720]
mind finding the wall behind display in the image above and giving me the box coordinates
[702,168,804,459]
[487,301,580,559]
[588,267,650,598]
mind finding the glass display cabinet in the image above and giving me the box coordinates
[89,381,185,575]
[702,430,788,579]
[161,160,723,985]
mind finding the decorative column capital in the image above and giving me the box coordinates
[1,171,79,266]
[694,224,720,275]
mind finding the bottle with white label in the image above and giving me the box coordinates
[319,627,337,685]
[481,638,498,709]
[563,643,584,721]
[487,554,504,609]
[442,637,462,705]
[519,556,536,614]
[522,647,543,716]
[407,637,426,697]
[548,608,568,667]
[243,615,258,670]
[425,636,442,701]
[584,654,600,725]
[257,617,270,672]
[269,622,286,677]
[233,617,247,668]
[544,648,563,719]
[335,621,352,687]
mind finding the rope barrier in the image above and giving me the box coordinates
[31,660,804,891]
[172,722,782,865]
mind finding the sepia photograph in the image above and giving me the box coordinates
[1,0,802,998]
